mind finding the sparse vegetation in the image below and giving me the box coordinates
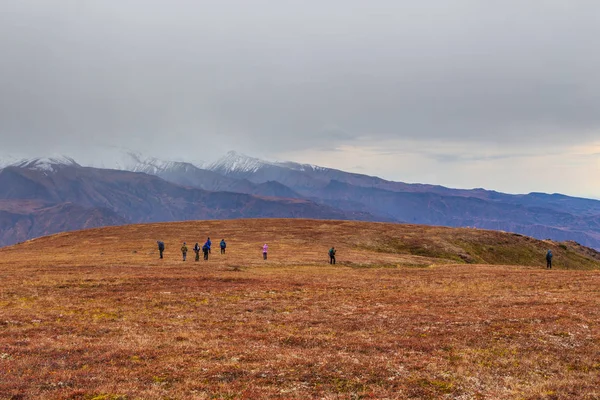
[1,219,599,399]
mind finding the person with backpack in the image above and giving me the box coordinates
[157,241,165,259]
[262,243,268,260]
[206,237,212,254]
[329,246,336,264]
[220,239,227,254]
[202,243,209,260]
[194,242,200,262]
[181,242,188,261]
[546,249,553,269]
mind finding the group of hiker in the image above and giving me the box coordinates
[159,240,553,267]
[156,239,337,264]
[175,237,228,261]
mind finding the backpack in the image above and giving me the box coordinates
[158,241,165,251]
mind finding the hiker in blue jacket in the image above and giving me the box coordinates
[546,250,553,269]
[202,243,209,260]
[157,241,165,259]
[206,237,212,254]
[220,239,226,254]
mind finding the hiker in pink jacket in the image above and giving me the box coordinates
[262,243,268,260]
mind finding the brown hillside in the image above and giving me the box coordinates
[1,219,600,399]
[1,219,599,270]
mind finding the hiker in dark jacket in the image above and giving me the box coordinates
[329,247,336,264]
[157,241,165,259]
[202,243,209,260]
[181,242,188,261]
[546,250,553,269]
[194,243,200,262]
[220,239,226,254]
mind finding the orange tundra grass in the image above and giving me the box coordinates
[0,219,599,399]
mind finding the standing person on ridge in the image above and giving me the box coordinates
[262,243,268,260]
[202,242,209,260]
[329,246,336,264]
[546,249,553,269]
[194,242,200,262]
[157,241,165,259]
[206,237,212,254]
[220,239,226,254]
[181,242,188,261]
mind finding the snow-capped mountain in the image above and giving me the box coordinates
[207,151,276,175]
[206,151,338,190]
[9,156,80,172]
[208,151,333,177]
[278,161,329,173]
[82,149,203,173]
[122,151,304,198]
[120,153,199,175]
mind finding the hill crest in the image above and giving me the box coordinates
[3,219,599,270]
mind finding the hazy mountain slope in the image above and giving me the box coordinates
[248,181,304,199]
[206,152,600,249]
[211,152,600,216]
[157,166,255,193]
[312,180,600,248]
[0,163,375,246]
[0,200,128,247]
[4,151,600,249]
[156,165,304,199]
[0,165,360,222]
[105,152,306,199]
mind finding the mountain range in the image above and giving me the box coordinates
[1,150,599,249]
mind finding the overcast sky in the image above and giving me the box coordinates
[1,1,599,197]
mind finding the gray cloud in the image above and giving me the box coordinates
[1,1,599,172]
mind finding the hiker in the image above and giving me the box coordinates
[262,243,268,260]
[220,239,226,254]
[194,242,200,262]
[546,249,553,269]
[181,242,188,261]
[206,237,212,254]
[202,243,209,260]
[157,241,165,259]
[329,246,336,264]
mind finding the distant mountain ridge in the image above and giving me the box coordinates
[0,160,375,247]
[1,150,600,249]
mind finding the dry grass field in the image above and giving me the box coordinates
[1,219,599,399]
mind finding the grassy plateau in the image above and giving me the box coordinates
[0,219,599,399]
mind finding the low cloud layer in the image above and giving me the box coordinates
[1,1,599,196]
